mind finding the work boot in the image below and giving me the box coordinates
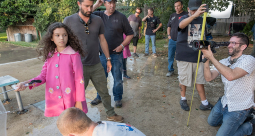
[123,70,131,79]
[199,102,214,111]
[166,71,174,77]
[107,114,124,122]
[90,98,102,106]
[180,99,190,111]
[144,53,149,56]
[115,100,122,108]
[133,53,139,57]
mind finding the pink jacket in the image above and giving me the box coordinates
[123,34,131,59]
[29,46,88,117]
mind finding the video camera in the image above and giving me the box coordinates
[190,40,230,62]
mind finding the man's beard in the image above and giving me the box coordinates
[80,8,91,17]
[229,47,241,57]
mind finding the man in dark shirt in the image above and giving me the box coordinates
[166,0,188,77]
[92,0,134,108]
[63,0,123,122]
[176,0,213,111]
[142,8,162,57]
[128,7,142,57]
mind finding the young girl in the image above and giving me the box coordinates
[123,34,131,79]
[15,22,88,117]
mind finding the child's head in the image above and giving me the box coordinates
[57,107,92,136]
[37,22,84,61]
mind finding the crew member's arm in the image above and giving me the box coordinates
[203,55,220,81]
[202,45,248,81]
[152,23,162,33]
[92,0,103,12]
[167,27,171,39]
[142,15,149,22]
[99,34,112,73]
[113,35,134,52]
[139,26,142,39]
[113,16,134,52]
[179,4,206,29]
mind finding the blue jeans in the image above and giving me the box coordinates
[145,35,156,54]
[98,53,123,101]
[207,98,253,136]
[168,39,176,72]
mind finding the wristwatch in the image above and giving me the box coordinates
[106,57,111,61]
[121,44,124,49]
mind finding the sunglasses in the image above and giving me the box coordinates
[79,16,90,34]
[136,11,141,14]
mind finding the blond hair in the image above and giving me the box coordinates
[56,107,92,135]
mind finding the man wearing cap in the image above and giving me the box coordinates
[203,32,255,136]
[92,0,134,108]
[166,0,188,77]
[63,0,124,122]
[176,0,213,111]
[128,7,142,58]
[142,8,162,57]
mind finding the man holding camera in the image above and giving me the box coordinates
[202,32,255,136]
[176,0,213,111]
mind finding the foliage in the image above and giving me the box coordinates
[231,0,255,18]
[0,0,78,32]
[241,20,255,40]
[124,0,230,33]
[33,2,58,32]
[0,0,38,29]
[33,0,78,32]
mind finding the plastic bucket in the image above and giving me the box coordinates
[14,33,21,42]
[24,33,32,42]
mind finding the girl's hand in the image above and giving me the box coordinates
[75,101,83,111]
[15,82,28,91]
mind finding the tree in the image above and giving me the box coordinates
[0,0,78,32]
[124,0,233,32]
[0,0,38,29]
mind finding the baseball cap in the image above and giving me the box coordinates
[188,0,202,10]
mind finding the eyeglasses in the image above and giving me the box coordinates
[84,23,89,34]
[229,41,244,46]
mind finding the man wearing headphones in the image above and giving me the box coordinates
[203,32,255,136]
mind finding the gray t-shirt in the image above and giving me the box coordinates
[128,14,142,37]
[63,13,104,66]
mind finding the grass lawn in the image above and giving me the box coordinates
[0,32,38,48]
[0,32,170,55]
[129,38,169,57]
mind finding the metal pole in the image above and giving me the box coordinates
[1,87,9,101]
[15,91,24,111]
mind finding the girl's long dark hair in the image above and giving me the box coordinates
[37,22,85,61]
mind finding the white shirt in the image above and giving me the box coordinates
[92,121,146,136]
[213,55,255,112]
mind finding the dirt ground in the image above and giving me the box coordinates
[0,37,254,136]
